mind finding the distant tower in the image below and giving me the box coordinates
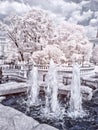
[96,29,98,38]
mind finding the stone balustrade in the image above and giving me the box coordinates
[3,69,26,77]
[34,64,49,70]
[1,65,27,82]
[35,64,95,76]
[0,63,95,84]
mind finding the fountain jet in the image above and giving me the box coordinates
[45,59,60,114]
[27,66,39,106]
[68,63,85,118]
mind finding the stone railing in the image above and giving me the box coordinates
[34,64,49,70]
[80,66,95,76]
[36,64,95,76]
[1,63,95,81]
[2,66,27,78]
[3,70,25,77]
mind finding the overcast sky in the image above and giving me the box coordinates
[0,0,98,38]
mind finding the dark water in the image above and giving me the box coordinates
[1,92,98,130]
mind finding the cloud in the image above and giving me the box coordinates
[0,0,98,38]
[0,0,96,24]
[90,18,98,27]
[23,0,81,19]
[23,0,82,24]
[0,1,31,16]
[85,26,97,39]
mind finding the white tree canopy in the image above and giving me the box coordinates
[32,44,66,64]
[6,8,56,61]
[5,8,92,64]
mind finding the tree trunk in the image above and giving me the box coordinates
[14,41,24,61]
[19,51,24,61]
[8,32,25,61]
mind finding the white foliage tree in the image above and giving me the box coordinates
[5,8,92,65]
[54,22,92,64]
[32,44,66,64]
[6,8,56,61]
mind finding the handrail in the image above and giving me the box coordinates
[1,64,95,78]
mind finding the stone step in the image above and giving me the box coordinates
[0,82,28,96]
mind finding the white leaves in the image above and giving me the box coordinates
[32,44,65,64]
[6,8,92,64]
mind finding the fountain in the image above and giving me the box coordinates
[27,66,39,106]
[68,63,85,118]
[0,54,96,130]
[44,59,60,115]
[2,61,98,130]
